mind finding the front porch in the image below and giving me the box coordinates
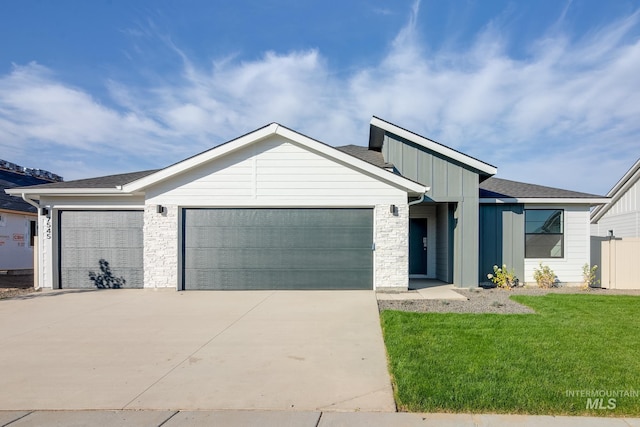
[376,279,467,300]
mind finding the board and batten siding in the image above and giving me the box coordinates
[146,135,407,207]
[524,204,591,285]
[479,204,525,284]
[382,133,481,287]
[592,177,640,238]
[37,195,145,289]
[435,203,453,283]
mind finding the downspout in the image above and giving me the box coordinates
[21,193,40,210]
[408,192,427,206]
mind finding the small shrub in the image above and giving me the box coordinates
[533,263,557,288]
[487,264,519,289]
[582,264,599,289]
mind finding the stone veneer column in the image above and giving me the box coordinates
[374,203,409,291]
[143,204,178,288]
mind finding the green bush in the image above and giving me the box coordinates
[533,263,557,288]
[487,264,519,289]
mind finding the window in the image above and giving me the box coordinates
[525,209,563,258]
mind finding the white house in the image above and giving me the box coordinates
[6,118,608,290]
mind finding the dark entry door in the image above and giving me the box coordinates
[409,218,428,275]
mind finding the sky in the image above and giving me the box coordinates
[1,0,639,195]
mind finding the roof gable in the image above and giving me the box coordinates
[123,123,426,195]
[369,116,497,177]
[591,158,640,223]
[9,123,427,198]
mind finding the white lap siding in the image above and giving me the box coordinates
[524,204,591,285]
[144,135,410,290]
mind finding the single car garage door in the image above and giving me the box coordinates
[59,210,144,288]
[182,208,373,290]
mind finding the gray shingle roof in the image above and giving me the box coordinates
[16,169,160,190]
[335,145,393,168]
[1,170,55,213]
[479,177,604,199]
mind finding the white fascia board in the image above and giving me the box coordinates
[274,125,428,194]
[5,188,126,196]
[480,197,610,205]
[370,117,497,176]
[122,124,279,193]
[591,159,640,223]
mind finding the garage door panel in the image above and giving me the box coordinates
[183,208,373,290]
[184,247,372,270]
[59,211,143,289]
[184,268,371,290]
[186,208,370,227]
[184,226,372,249]
[60,229,142,249]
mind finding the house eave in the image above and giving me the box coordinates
[5,188,131,198]
[370,116,498,176]
[590,158,640,223]
[480,197,610,205]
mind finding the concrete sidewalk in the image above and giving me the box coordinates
[377,280,468,301]
[2,410,639,426]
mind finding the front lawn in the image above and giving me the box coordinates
[380,294,640,416]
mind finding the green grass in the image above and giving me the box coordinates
[380,294,640,416]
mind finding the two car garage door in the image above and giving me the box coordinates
[183,208,373,290]
[59,208,373,290]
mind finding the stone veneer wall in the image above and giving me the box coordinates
[143,204,178,288]
[374,204,409,291]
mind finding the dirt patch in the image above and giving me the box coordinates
[0,273,37,299]
[0,287,38,299]
[0,273,34,289]
[378,286,640,314]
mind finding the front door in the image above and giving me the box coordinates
[409,218,428,275]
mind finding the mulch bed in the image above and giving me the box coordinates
[378,286,640,314]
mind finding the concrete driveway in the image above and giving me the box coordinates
[0,290,395,412]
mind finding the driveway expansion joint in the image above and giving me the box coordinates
[121,291,277,409]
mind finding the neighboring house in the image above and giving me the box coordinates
[590,158,640,238]
[0,160,63,271]
[6,118,608,290]
[589,158,640,289]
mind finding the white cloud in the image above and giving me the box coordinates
[0,3,639,194]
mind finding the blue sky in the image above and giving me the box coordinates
[1,0,639,195]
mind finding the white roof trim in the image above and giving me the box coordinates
[5,188,127,196]
[370,117,498,176]
[122,123,428,195]
[591,158,640,223]
[480,197,610,205]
